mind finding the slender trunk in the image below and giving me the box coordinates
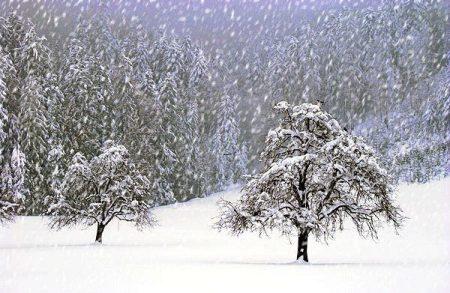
[296,231,309,262]
[95,223,105,243]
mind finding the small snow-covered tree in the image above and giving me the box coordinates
[48,141,166,243]
[216,102,403,262]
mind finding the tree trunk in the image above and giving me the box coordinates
[296,231,309,262]
[95,223,105,244]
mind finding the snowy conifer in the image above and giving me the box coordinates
[58,37,114,159]
[48,141,164,243]
[150,73,181,200]
[0,49,10,157]
[0,14,26,65]
[212,91,247,189]
[0,49,26,222]
[18,75,50,214]
[0,16,53,215]
[216,102,403,262]
[189,48,208,88]
[0,145,26,223]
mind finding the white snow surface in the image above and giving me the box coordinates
[1,179,449,293]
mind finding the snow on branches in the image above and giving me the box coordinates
[0,47,26,223]
[216,102,404,261]
[0,146,26,223]
[48,141,167,243]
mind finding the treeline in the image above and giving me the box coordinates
[0,11,247,216]
[234,0,449,182]
[0,1,448,216]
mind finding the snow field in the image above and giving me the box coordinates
[1,178,449,293]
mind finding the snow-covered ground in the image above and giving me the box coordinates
[1,178,449,293]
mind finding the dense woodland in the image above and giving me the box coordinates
[0,0,448,216]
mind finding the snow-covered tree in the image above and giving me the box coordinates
[216,102,403,262]
[212,91,247,189]
[189,48,208,88]
[0,15,54,215]
[0,49,26,222]
[179,92,203,199]
[73,6,122,68]
[178,47,210,199]
[0,14,26,66]
[150,73,181,200]
[57,37,114,160]
[0,49,11,160]
[18,75,50,214]
[0,145,26,223]
[48,141,166,243]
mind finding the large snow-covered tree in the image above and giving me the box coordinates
[216,102,403,262]
[48,141,168,243]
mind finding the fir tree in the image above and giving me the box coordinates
[0,15,53,215]
[212,91,247,189]
[0,145,26,223]
[58,37,114,160]
[0,49,25,222]
[151,73,181,201]
[18,76,50,214]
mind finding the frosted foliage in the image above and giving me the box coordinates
[212,93,247,189]
[0,49,9,147]
[48,142,163,231]
[0,15,54,215]
[0,0,447,216]
[0,42,26,222]
[217,102,403,242]
[0,145,25,222]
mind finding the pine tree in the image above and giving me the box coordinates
[0,14,26,66]
[0,49,25,222]
[212,91,247,190]
[180,93,202,199]
[0,15,53,215]
[73,6,122,67]
[129,69,159,173]
[151,73,181,201]
[18,76,50,214]
[0,49,11,162]
[0,145,26,223]
[58,37,114,161]
[180,47,210,199]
